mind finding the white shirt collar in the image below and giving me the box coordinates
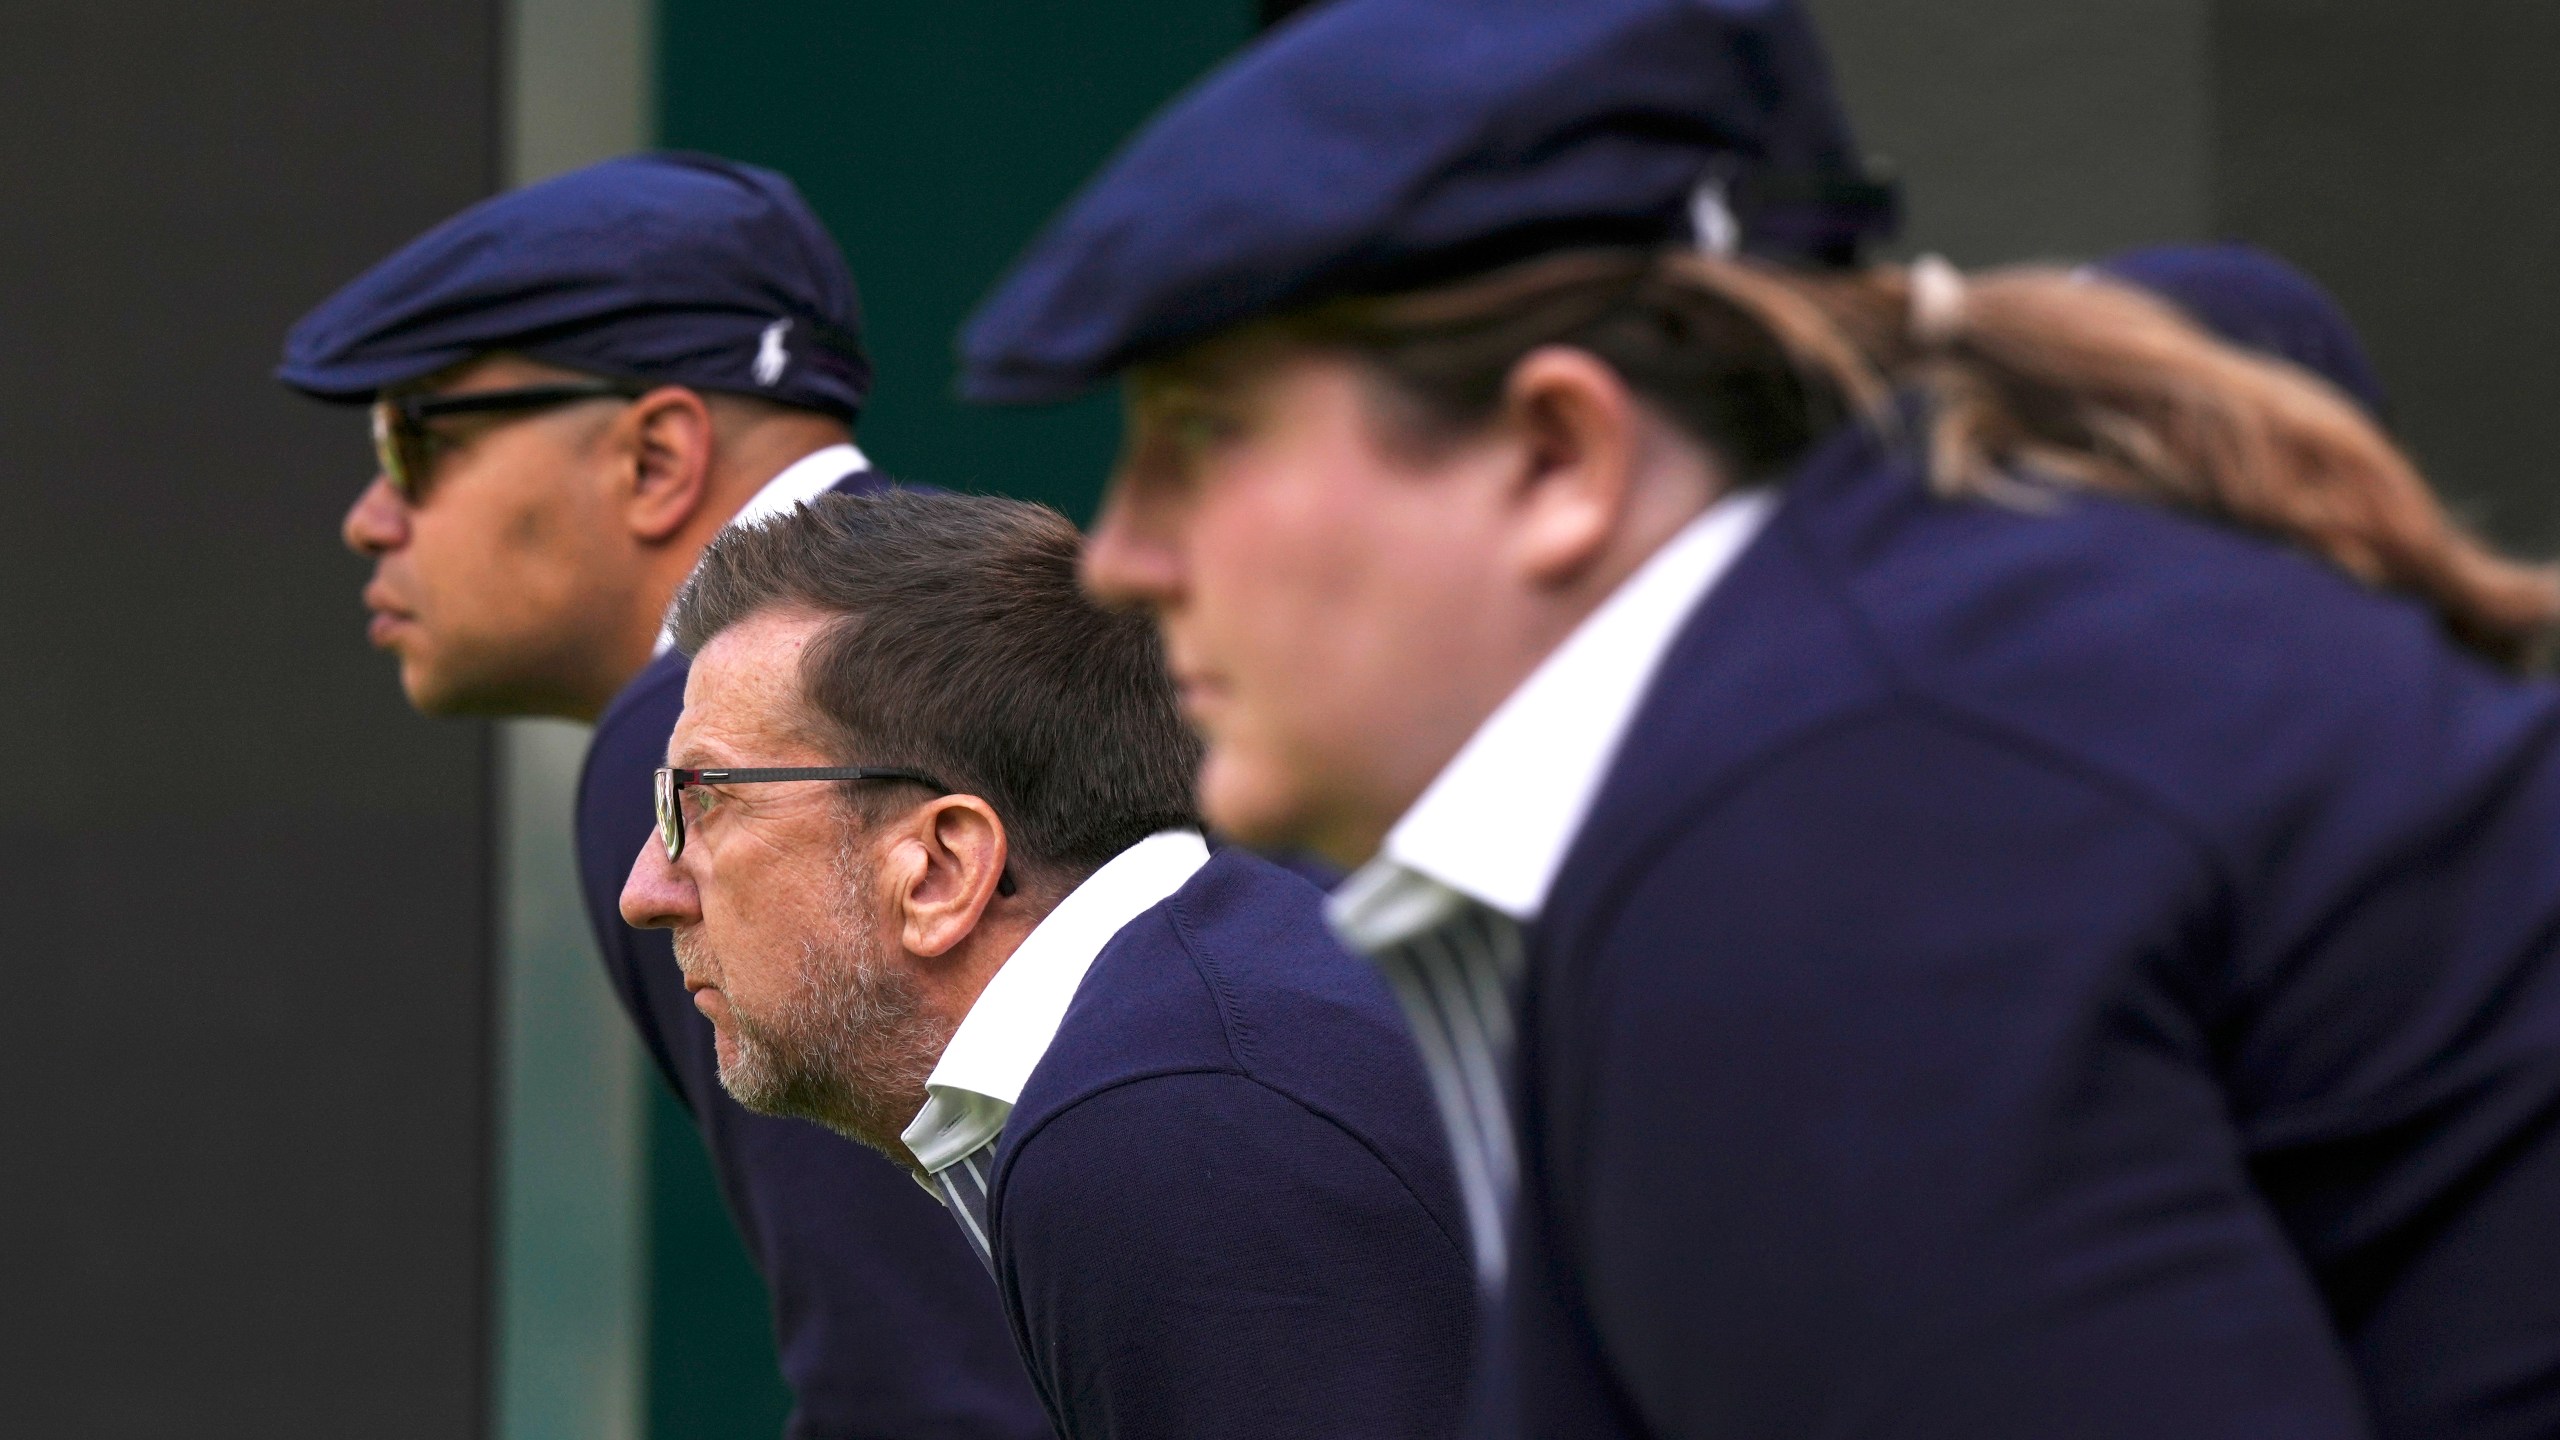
[653,441,870,655]
[900,830,1213,1174]
[1333,488,1774,944]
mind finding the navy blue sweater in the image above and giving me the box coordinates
[1503,419,2560,1439]
[988,849,1476,1440]
[572,474,1047,1440]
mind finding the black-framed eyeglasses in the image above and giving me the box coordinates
[370,381,645,502]
[653,765,949,863]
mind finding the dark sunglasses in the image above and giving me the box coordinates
[370,381,644,501]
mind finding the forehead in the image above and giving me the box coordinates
[1127,346,1414,477]
[672,608,830,761]
[1128,325,1313,410]
[387,350,593,400]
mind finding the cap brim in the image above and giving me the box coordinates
[273,346,479,403]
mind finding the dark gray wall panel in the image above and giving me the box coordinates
[2218,0,2560,553]
[1811,0,2211,265]
[0,4,499,1435]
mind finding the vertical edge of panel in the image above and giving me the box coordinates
[493,2,655,1436]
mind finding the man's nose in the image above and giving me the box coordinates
[1081,484,1183,611]
[620,839,700,931]
[342,475,409,557]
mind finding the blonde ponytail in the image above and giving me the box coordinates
[1692,253,2560,667]
[1285,248,2560,670]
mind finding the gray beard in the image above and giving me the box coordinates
[673,846,951,1163]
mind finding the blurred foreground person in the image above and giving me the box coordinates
[2098,241,2392,421]
[621,491,1475,1440]
[965,1,2560,1436]
[278,153,1043,1439]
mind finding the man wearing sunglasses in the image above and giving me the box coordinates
[277,152,1047,1439]
[621,489,1474,1440]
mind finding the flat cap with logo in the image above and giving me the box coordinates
[284,150,1070,1439]
[960,0,1897,405]
[279,150,871,422]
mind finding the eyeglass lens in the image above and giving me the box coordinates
[371,399,443,503]
[654,767,685,861]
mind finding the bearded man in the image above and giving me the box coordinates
[621,489,1477,1440]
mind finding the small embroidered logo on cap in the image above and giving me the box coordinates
[754,319,792,386]
[1688,177,1739,258]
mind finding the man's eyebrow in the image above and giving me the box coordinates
[1135,375,1245,419]
[664,737,725,769]
[1129,354,1247,408]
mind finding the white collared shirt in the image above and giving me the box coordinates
[1331,488,1775,946]
[901,830,1213,1176]
[653,441,871,655]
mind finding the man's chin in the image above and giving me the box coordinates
[399,658,497,719]
[713,1047,798,1121]
[715,1053,912,1162]
[1198,749,1372,868]
[397,653,575,721]
[716,1032,844,1121]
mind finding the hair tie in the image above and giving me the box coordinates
[1907,253,1967,348]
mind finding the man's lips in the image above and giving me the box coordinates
[362,585,415,648]
[1171,662,1225,706]
[1174,673,1237,734]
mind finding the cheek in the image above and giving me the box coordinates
[400,494,519,628]
[1188,451,1381,679]
[1200,456,1484,733]
[700,842,850,992]
[421,455,592,612]
[1174,453,1445,843]
[695,856,791,991]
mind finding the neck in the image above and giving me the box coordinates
[923,892,1054,1039]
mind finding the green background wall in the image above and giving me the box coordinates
[649,5,1254,1431]
[662,4,1259,523]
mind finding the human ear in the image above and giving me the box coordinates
[893,795,1010,960]
[1497,346,1641,588]
[617,386,716,543]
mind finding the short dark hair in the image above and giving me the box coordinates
[671,489,1202,885]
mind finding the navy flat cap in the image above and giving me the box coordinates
[279,151,871,422]
[2098,242,2389,422]
[960,0,1892,406]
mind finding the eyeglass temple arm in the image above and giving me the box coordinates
[664,767,1010,894]
[674,766,949,787]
